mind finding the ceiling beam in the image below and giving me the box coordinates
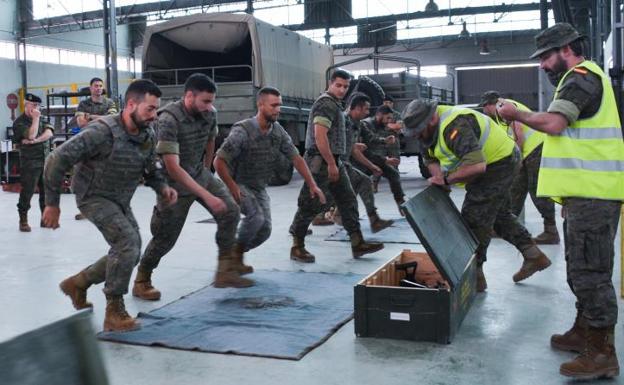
[25,1,550,37]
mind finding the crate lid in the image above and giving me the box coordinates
[402,186,478,289]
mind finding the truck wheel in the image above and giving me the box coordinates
[347,76,385,108]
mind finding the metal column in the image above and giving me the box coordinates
[103,0,119,105]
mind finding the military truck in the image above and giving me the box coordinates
[141,13,333,184]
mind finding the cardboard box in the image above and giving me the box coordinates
[354,186,478,343]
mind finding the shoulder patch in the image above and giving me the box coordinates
[449,129,458,140]
[573,68,588,75]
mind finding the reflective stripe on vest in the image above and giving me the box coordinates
[432,105,515,172]
[537,60,624,202]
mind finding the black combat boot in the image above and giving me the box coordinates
[19,211,31,232]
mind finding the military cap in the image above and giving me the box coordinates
[478,90,500,107]
[401,99,438,135]
[24,93,42,103]
[530,23,583,59]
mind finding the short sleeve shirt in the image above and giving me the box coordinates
[304,92,346,156]
[12,113,54,161]
[155,100,218,192]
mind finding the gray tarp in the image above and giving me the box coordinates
[142,13,333,100]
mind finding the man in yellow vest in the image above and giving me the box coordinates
[401,100,551,293]
[498,23,623,380]
[480,91,559,244]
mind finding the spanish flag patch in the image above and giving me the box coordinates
[450,129,458,140]
[573,67,588,75]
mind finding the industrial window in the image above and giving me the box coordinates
[0,40,16,60]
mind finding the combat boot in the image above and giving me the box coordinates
[290,236,315,263]
[231,243,253,275]
[533,224,560,245]
[132,268,161,301]
[513,246,551,282]
[351,230,384,258]
[551,311,586,352]
[560,326,619,380]
[476,265,487,292]
[213,256,255,288]
[19,212,31,232]
[59,270,93,310]
[369,212,393,233]
[395,197,406,217]
[103,295,140,332]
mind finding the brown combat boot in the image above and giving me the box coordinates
[213,256,255,288]
[533,224,560,245]
[395,197,406,217]
[231,243,253,275]
[513,246,551,282]
[351,230,384,258]
[290,236,315,263]
[560,326,619,380]
[19,212,31,232]
[103,295,140,332]
[551,311,587,353]
[369,212,393,233]
[132,268,161,301]
[59,270,93,310]
[476,265,487,292]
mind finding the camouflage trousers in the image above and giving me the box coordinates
[357,157,405,201]
[290,154,360,239]
[564,198,621,327]
[345,163,377,216]
[237,184,271,252]
[509,145,556,225]
[462,149,535,264]
[17,161,45,214]
[78,196,141,296]
[139,172,240,272]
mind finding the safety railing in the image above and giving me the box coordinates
[143,65,254,86]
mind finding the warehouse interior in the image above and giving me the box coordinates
[0,1,623,384]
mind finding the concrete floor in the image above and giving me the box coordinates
[1,156,622,385]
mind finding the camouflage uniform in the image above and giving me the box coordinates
[358,117,405,201]
[289,92,361,238]
[548,67,621,328]
[509,144,556,225]
[13,113,54,215]
[138,100,240,272]
[216,117,299,251]
[423,114,536,264]
[343,113,377,216]
[44,115,167,296]
[76,97,117,118]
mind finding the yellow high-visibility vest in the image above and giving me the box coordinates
[537,60,624,202]
[494,99,546,159]
[430,105,516,173]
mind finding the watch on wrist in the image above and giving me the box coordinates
[443,174,449,185]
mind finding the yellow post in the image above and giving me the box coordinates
[70,83,79,105]
[18,87,25,113]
